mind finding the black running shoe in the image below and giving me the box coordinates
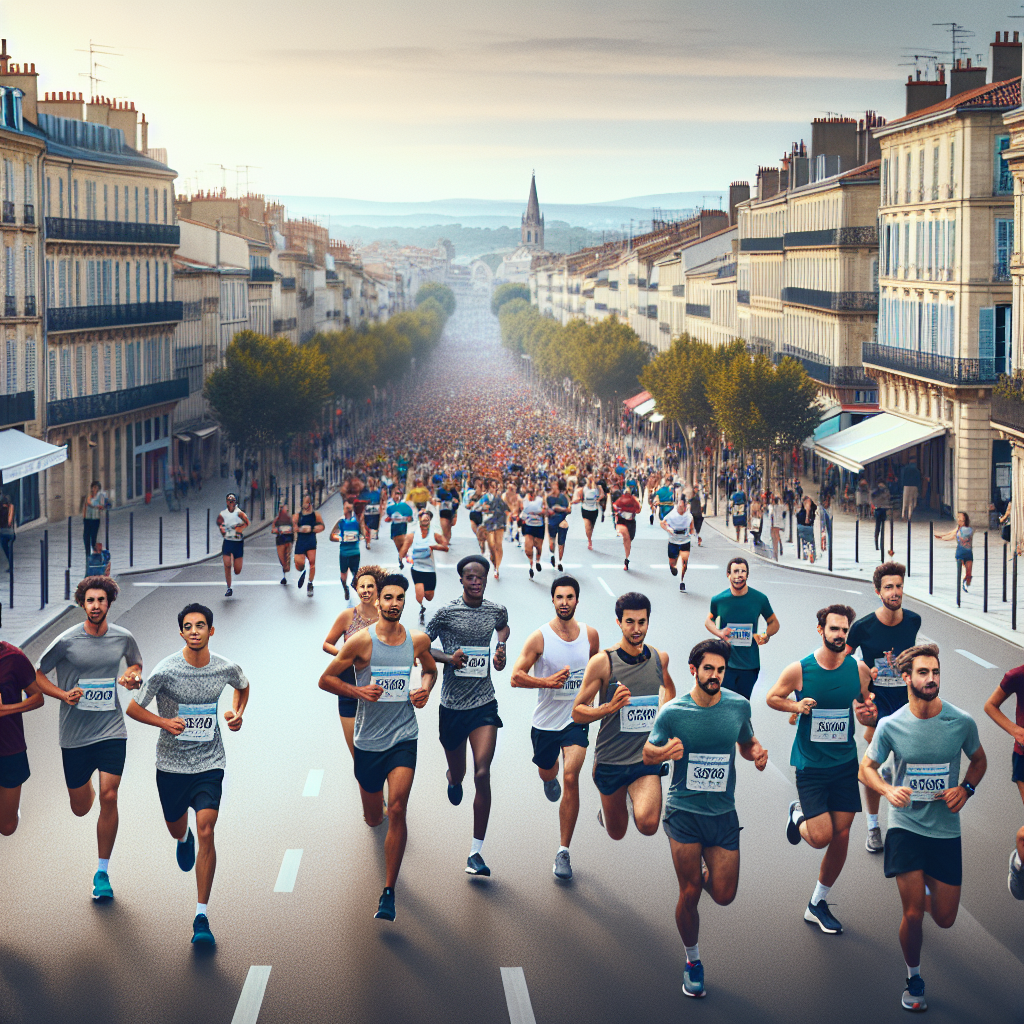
[297,569,307,589]
[550,555,555,567]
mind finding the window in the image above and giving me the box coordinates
[58,178,64,217]
[115,342,122,389]
[23,163,33,206]
[932,147,939,199]
[46,258,54,305]
[125,341,136,388]
[996,135,1012,195]
[75,345,85,396]
[123,185,128,221]
[144,186,150,224]
[162,188,167,224]
[4,246,14,299]
[73,178,79,218]
[23,245,34,298]
[60,347,71,399]
[6,338,17,393]
[904,153,911,201]
[45,176,51,216]
[25,337,36,394]
[114,183,118,220]
[997,218,1014,279]
[135,260,141,303]
[918,150,925,199]
[115,262,120,305]
[47,349,57,401]
[134,186,138,222]
[103,343,111,391]
[145,261,151,302]
[90,344,99,394]
[103,182,108,219]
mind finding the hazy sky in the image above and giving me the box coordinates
[6,3,1014,204]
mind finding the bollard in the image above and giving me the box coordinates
[64,568,70,601]
[907,519,911,577]
[788,502,793,544]
[129,512,134,567]
[983,532,989,614]
[186,507,191,560]
[44,530,48,605]
[105,507,109,550]
[67,515,72,568]
[1004,543,1008,603]
[956,558,961,608]
[855,519,859,563]
[929,523,933,595]
[292,483,296,514]
[159,516,163,565]
[207,508,211,554]
[1014,552,1019,631]
[39,539,44,610]
[8,542,12,608]
[889,514,894,557]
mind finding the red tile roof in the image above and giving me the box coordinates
[884,77,1020,128]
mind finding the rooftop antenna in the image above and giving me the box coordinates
[237,165,261,196]
[75,41,121,101]
[208,163,230,196]
[932,22,974,69]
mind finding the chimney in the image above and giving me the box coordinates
[811,116,859,172]
[0,40,9,75]
[139,113,148,153]
[107,100,137,148]
[906,68,946,115]
[0,57,39,123]
[37,90,85,120]
[757,166,781,201]
[857,110,885,164]
[950,58,987,97]
[85,96,110,125]
[728,181,750,225]
[991,30,1023,83]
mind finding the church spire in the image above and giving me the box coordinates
[521,171,544,250]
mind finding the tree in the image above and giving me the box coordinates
[569,316,651,428]
[415,281,456,317]
[491,282,531,316]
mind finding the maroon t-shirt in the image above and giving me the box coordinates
[999,665,1024,756]
[0,642,36,757]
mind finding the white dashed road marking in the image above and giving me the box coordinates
[230,966,272,1024]
[302,769,324,797]
[274,849,303,893]
[500,967,538,1024]
[956,649,996,670]
[596,576,615,597]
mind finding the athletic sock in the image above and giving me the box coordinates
[177,832,189,844]
[791,803,805,828]
[810,882,831,906]
[924,885,931,896]
[557,845,569,856]
[867,814,879,830]
[907,964,921,979]
[470,838,484,857]
[196,902,208,917]
[685,943,700,963]
[98,858,110,874]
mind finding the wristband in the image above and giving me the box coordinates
[496,641,506,649]
[960,780,976,798]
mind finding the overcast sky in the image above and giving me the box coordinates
[6,2,1014,204]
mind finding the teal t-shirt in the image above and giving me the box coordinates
[334,516,361,555]
[649,690,754,817]
[656,485,674,518]
[709,588,774,672]
[866,701,980,839]
[790,652,861,770]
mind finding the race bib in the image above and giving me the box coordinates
[342,530,359,543]
[553,667,586,701]
[224,527,238,541]
[618,511,636,521]
[726,623,753,646]
[810,707,849,742]
[456,646,489,678]
[77,678,116,712]
[177,702,218,743]
[904,762,950,801]
[620,694,659,733]
[371,666,411,703]
[686,752,730,792]
[671,530,690,543]
[365,504,380,516]
[873,656,902,687]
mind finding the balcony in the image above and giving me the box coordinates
[645,305,658,318]
[715,262,737,279]
[2,201,14,224]
[24,296,36,317]
[739,237,784,252]
[45,217,180,246]
[994,262,1011,283]
[783,227,878,248]
[737,289,751,305]
[781,287,878,313]
[23,203,34,225]
[47,301,183,333]
[273,317,297,334]
[862,343,1001,385]
[249,266,275,283]
[280,277,296,291]
[774,345,876,388]
[47,377,188,427]
[0,390,35,426]
[686,303,711,319]
[992,388,1024,435]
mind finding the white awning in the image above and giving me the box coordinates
[174,433,192,442]
[814,412,945,474]
[192,425,218,439]
[634,398,657,417]
[0,430,68,483]
[649,413,665,423]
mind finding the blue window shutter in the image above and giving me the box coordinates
[979,308,996,381]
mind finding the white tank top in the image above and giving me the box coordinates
[523,498,544,527]
[221,508,245,541]
[582,487,599,511]
[532,621,592,731]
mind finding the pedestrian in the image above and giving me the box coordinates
[871,478,890,551]
[934,513,973,593]
[901,459,922,520]
[855,476,869,519]
[769,493,784,561]
[0,492,15,572]
[749,494,763,549]
[80,481,107,559]
[796,496,817,563]
[729,486,747,543]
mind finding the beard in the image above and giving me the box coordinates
[910,680,939,702]
[381,606,403,621]
[555,606,576,621]
[698,676,722,695]
[823,635,847,653]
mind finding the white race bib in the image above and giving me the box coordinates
[77,678,116,713]
[726,623,753,646]
[618,510,636,520]
[224,527,238,541]
[810,707,849,742]
[873,656,902,687]
[619,694,659,733]
[553,667,585,701]
[342,529,359,543]
[685,752,730,792]
[456,646,489,678]
[177,702,218,743]
[903,762,950,801]
[371,666,411,703]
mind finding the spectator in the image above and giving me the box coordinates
[85,539,111,577]
[819,493,833,554]
[901,458,922,520]
[1000,500,1013,544]
[769,492,784,561]
[871,478,891,551]
[796,495,817,563]
[855,476,870,519]
[0,492,14,572]
[80,480,107,558]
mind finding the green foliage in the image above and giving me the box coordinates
[492,282,531,317]
[414,282,456,318]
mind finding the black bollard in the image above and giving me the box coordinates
[39,539,44,610]
[207,508,211,554]
[105,507,109,550]
[906,518,911,577]
[159,517,163,565]
[64,568,70,601]
[983,532,989,613]
[855,519,859,563]
[130,512,134,566]
[929,523,933,595]
[186,507,191,560]
[43,530,48,605]
[956,558,961,608]
[67,515,72,568]
[1004,543,1008,603]
[1014,552,1019,631]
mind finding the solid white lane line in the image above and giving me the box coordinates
[597,576,615,597]
[230,966,272,1024]
[500,967,538,1024]
[769,581,863,594]
[591,563,631,569]
[302,769,324,797]
[956,649,996,670]
[648,564,720,570]
[274,849,303,892]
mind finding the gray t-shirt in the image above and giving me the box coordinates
[37,623,142,749]
[353,626,418,752]
[427,597,509,710]
[134,650,249,774]
[866,700,980,840]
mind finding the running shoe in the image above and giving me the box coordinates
[682,960,706,999]
[342,580,350,600]
[550,555,555,567]
[307,582,314,596]
[535,561,542,572]
[374,889,396,922]
[804,899,843,934]
[679,581,686,593]
[624,558,629,571]
[557,562,563,572]
[866,827,883,854]
[224,587,232,597]
[786,800,803,845]
[1009,849,1024,900]
[297,569,307,589]
[529,567,534,580]
[446,772,463,806]
[465,853,491,876]
[543,777,561,802]
[419,606,426,625]
[279,576,287,585]
[669,564,678,576]
[191,913,215,945]
[650,514,655,525]
[91,870,113,902]
[901,975,926,1012]
[176,827,196,872]
[553,849,573,880]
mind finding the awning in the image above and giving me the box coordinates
[814,412,945,474]
[623,390,652,412]
[634,398,657,417]
[0,430,68,482]
[192,425,218,439]
[174,433,192,443]
[649,413,665,423]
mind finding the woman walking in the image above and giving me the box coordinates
[935,512,974,592]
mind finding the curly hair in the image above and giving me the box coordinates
[74,575,119,607]
[354,564,385,589]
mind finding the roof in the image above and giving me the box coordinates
[880,77,1020,132]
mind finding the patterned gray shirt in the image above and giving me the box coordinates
[135,650,249,773]
[427,597,508,710]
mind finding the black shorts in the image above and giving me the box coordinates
[338,665,358,718]
[469,511,483,525]
[391,523,408,538]
[663,808,741,850]
[668,542,691,558]
[438,699,503,751]
[593,760,663,796]
[616,518,636,540]
[795,760,862,819]
[275,533,293,547]
[581,509,598,523]
[411,568,437,592]
[339,552,361,574]
[722,667,759,700]
[883,828,962,887]
[872,685,909,721]
[523,524,545,539]
[61,738,127,790]
[364,515,380,531]
[156,767,224,823]
[531,721,589,770]
[295,536,317,555]
[439,509,454,521]
[0,749,30,789]
[1012,750,1024,783]
[353,739,417,794]
[221,539,244,559]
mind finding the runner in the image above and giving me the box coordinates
[545,479,570,572]
[643,638,769,998]
[846,562,922,853]
[510,575,600,880]
[660,497,694,593]
[0,640,43,838]
[329,499,362,601]
[729,486,747,543]
[361,475,383,551]
[217,493,249,597]
[466,477,488,554]
[522,484,547,580]
[651,475,676,526]
[704,558,779,699]
[385,485,415,568]
[271,503,294,585]
[126,603,249,946]
[574,474,601,550]
[410,509,448,625]
[766,605,876,936]
[293,494,325,596]
[573,591,676,840]
[483,485,510,580]
[612,488,642,571]
[690,488,704,547]
[406,478,431,511]
[427,555,510,876]
[437,478,457,545]
[33,577,142,901]
[861,644,986,1012]
[319,574,437,921]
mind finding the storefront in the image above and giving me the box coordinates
[0,430,68,525]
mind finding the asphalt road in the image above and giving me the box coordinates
[4,497,1023,1024]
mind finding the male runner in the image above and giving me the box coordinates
[522,484,547,579]
[644,638,769,998]
[651,475,676,526]
[385,486,415,568]
[361,475,382,550]
[612,489,642,571]
[704,557,779,699]
[510,575,600,880]
[427,555,510,876]
[861,644,986,1012]
[984,662,1024,898]
[217,493,249,597]
[437,478,457,545]
[767,605,875,935]
[0,641,43,837]
[574,474,602,550]
[34,576,143,901]
[661,497,694,593]
[329,499,362,601]
[126,603,250,946]
[573,592,676,840]
[546,479,570,572]
[846,561,921,853]
[319,574,437,921]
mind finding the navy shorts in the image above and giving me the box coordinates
[795,760,862,819]
[722,667,759,700]
[391,523,408,538]
[872,685,908,722]
[275,532,293,547]
[61,738,127,790]
[339,552,360,575]
[156,767,224,823]
[884,827,962,887]
[438,700,503,751]
[523,524,545,540]
[549,524,568,545]
[530,721,589,771]
[1012,750,1024,784]
[0,749,30,789]
[221,539,244,559]
[663,808,741,850]
[668,542,691,558]
[593,760,663,796]
[411,568,437,592]
[364,515,380,532]
[439,509,454,521]
[353,739,417,794]
[295,536,317,555]
[469,511,483,526]
[338,665,358,718]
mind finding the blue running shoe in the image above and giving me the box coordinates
[191,914,215,945]
[786,800,803,845]
[901,975,926,1012]
[465,852,490,876]
[374,889,396,922]
[176,827,196,872]
[446,771,463,806]
[682,960,706,998]
[803,899,843,934]
[543,777,561,802]
[92,870,113,902]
